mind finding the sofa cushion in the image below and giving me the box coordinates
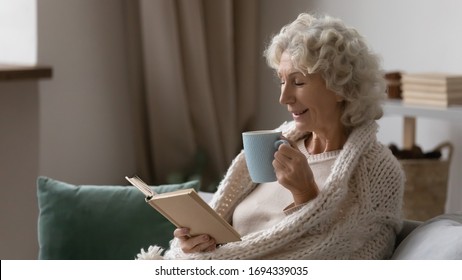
[392,213,462,259]
[37,176,200,260]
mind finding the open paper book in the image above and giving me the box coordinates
[125,175,241,244]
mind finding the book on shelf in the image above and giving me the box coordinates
[401,73,462,86]
[125,175,241,244]
[402,83,462,93]
[402,90,462,101]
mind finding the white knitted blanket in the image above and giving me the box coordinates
[138,121,405,260]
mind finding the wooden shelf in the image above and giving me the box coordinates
[0,64,52,81]
[383,99,462,122]
[383,99,462,149]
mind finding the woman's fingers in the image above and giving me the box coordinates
[181,234,216,253]
[174,228,216,253]
[273,141,299,167]
[173,228,190,240]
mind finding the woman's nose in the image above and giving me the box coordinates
[279,85,294,105]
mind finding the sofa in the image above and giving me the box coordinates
[36,176,462,260]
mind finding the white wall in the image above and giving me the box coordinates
[257,0,462,213]
[0,0,36,64]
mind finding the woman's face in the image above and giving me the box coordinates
[277,51,344,134]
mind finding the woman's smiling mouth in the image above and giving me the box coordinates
[292,109,308,118]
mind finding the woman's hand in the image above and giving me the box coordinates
[173,228,216,253]
[273,140,319,205]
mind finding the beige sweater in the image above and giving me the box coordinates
[138,121,405,260]
[232,145,339,236]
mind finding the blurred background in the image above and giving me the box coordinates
[1,0,461,259]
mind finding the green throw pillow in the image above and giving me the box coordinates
[37,176,200,260]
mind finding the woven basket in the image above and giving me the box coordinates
[400,142,453,221]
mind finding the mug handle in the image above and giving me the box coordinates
[274,139,289,149]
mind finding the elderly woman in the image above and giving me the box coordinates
[139,13,404,260]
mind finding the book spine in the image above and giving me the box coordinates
[402,83,462,93]
[401,75,462,87]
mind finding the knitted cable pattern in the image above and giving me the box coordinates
[139,121,404,260]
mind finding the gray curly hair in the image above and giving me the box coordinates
[264,13,386,129]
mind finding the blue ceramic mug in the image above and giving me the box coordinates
[242,130,288,183]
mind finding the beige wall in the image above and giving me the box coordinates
[0,81,39,259]
[37,0,136,185]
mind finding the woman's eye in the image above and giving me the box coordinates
[294,81,305,86]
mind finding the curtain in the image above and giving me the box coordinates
[125,0,259,190]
